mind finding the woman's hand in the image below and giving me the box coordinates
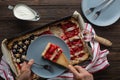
[68,65,93,80]
[17,59,34,80]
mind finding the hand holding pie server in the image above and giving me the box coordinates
[68,65,94,80]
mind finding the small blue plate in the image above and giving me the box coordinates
[26,34,70,78]
[81,0,120,27]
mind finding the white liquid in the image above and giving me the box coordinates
[14,5,35,20]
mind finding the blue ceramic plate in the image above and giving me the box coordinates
[81,0,120,27]
[26,35,70,78]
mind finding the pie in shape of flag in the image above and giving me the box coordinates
[42,42,70,68]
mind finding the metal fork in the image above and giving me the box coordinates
[93,0,114,20]
[85,0,109,15]
[21,58,53,72]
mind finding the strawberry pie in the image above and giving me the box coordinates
[42,42,70,68]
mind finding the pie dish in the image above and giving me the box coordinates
[1,11,91,79]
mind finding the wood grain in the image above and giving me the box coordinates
[0,0,120,80]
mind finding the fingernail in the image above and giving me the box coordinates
[68,65,72,67]
[20,63,23,66]
[30,59,34,62]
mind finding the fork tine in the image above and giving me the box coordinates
[85,8,95,15]
[85,0,109,15]
[93,14,98,20]
[93,11,101,20]
[93,0,114,20]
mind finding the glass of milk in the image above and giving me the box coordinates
[8,4,40,21]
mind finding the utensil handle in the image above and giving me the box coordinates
[100,0,114,11]
[21,58,43,66]
[8,5,14,10]
[94,35,112,46]
[95,0,109,8]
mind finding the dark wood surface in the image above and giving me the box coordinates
[0,0,120,80]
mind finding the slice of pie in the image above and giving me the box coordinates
[41,42,70,68]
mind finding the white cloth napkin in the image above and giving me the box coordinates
[48,23,110,80]
[0,56,14,80]
[0,23,109,80]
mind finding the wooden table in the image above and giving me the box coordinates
[0,0,120,80]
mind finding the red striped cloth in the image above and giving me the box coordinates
[48,23,110,80]
[84,23,109,73]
